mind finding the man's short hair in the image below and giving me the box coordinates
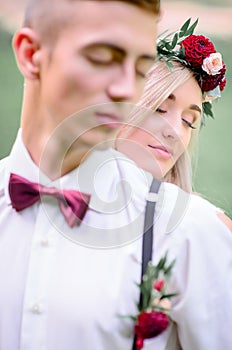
[23,0,160,45]
[97,0,160,15]
[23,0,160,26]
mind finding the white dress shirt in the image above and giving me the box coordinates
[0,129,232,350]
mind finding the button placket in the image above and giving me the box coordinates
[20,206,57,350]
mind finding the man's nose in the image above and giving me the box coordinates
[106,63,143,103]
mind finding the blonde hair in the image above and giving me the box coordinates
[118,60,201,192]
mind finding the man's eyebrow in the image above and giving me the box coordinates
[84,42,125,54]
[84,42,156,60]
[139,54,156,62]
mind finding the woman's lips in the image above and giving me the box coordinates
[148,144,173,160]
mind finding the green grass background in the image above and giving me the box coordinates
[0,24,231,217]
[193,37,232,217]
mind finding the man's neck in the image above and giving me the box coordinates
[21,128,91,180]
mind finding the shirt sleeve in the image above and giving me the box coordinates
[168,195,232,350]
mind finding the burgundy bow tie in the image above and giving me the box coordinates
[9,173,90,227]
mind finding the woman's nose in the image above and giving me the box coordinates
[161,117,181,141]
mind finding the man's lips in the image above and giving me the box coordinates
[95,112,122,129]
[148,144,173,159]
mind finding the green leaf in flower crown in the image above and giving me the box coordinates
[158,30,175,41]
[185,18,198,36]
[162,30,177,41]
[179,46,185,58]
[170,33,178,50]
[179,18,191,37]
[203,102,214,119]
[165,42,174,51]
[166,60,174,71]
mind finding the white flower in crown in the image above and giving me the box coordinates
[203,86,221,102]
[202,52,223,76]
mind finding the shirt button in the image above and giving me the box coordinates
[41,238,49,247]
[31,303,43,314]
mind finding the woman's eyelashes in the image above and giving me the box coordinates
[156,107,166,113]
[181,118,196,129]
[156,107,197,129]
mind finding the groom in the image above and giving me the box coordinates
[0,1,161,349]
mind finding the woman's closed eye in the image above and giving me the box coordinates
[156,107,166,114]
[181,118,196,129]
[156,107,197,129]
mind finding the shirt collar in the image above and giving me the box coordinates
[3,129,85,205]
[4,129,44,205]
[4,129,137,211]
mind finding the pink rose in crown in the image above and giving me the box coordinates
[201,63,226,91]
[202,53,223,76]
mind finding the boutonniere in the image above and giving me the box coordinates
[127,253,178,350]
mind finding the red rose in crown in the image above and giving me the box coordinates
[180,35,216,67]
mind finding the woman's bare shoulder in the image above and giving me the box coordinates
[191,192,232,233]
[217,212,232,232]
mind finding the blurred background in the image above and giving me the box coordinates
[0,0,231,216]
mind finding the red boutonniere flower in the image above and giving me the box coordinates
[135,311,170,350]
[122,253,178,350]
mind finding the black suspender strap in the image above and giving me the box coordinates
[140,179,161,277]
[132,178,161,350]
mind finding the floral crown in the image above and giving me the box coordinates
[157,18,227,125]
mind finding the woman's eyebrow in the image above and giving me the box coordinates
[190,104,202,114]
[168,94,202,114]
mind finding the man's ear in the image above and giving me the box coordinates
[13,28,42,80]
